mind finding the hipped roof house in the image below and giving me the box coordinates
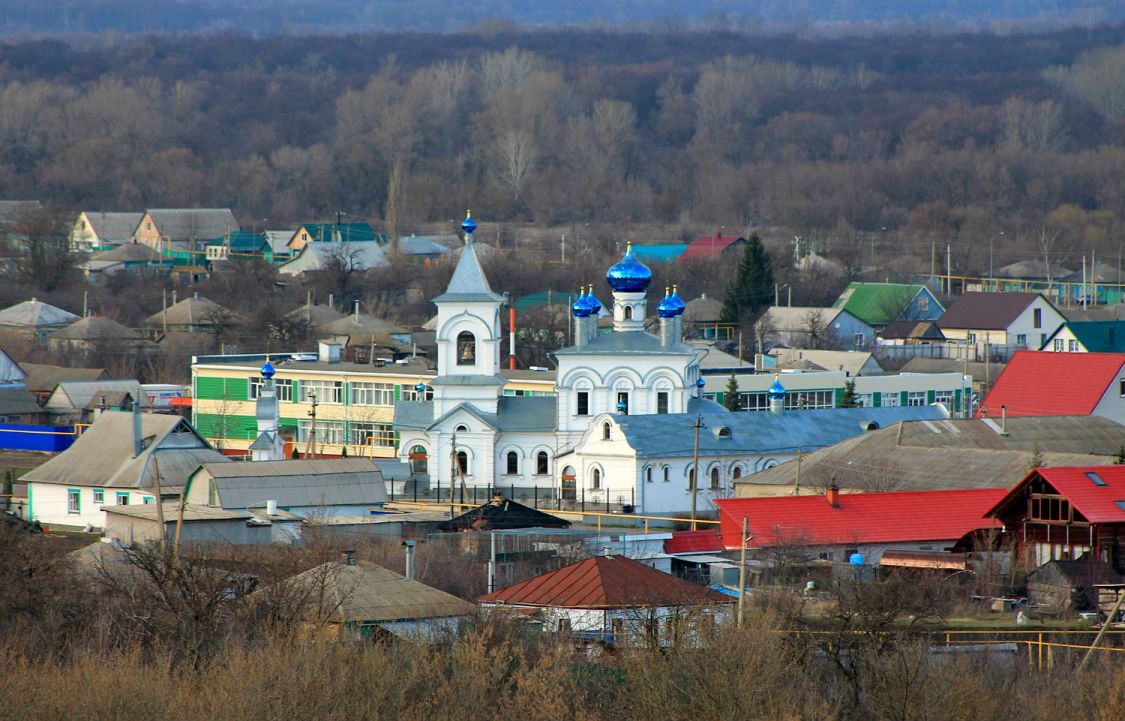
[439,495,571,532]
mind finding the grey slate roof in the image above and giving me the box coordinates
[0,387,43,415]
[81,212,143,244]
[0,299,79,328]
[92,243,164,263]
[19,363,110,394]
[322,313,406,337]
[196,458,389,510]
[737,415,1125,492]
[398,236,451,255]
[280,560,475,624]
[554,330,697,356]
[50,316,147,342]
[285,303,347,327]
[145,208,237,240]
[612,405,948,460]
[432,242,504,303]
[46,380,144,411]
[394,396,558,432]
[21,411,228,491]
[373,460,413,481]
[144,295,237,327]
[278,241,389,275]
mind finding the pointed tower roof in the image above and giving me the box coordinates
[433,242,504,303]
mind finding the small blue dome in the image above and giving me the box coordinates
[606,243,652,293]
[260,359,275,379]
[768,375,786,400]
[460,210,476,236]
[657,288,677,318]
[414,380,427,395]
[668,285,686,316]
[572,288,592,318]
[586,285,603,314]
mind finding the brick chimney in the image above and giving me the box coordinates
[826,482,840,509]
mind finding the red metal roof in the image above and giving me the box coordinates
[680,234,744,261]
[976,350,1125,418]
[480,554,730,608]
[986,466,1125,524]
[716,489,1005,550]
[663,529,725,554]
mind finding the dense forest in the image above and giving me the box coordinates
[1,25,1125,276]
[2,1,1124,35]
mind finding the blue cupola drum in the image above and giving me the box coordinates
[668,285,686,316]
[768,375,787,400]
[260,359,275,379]
[461,209,477,237]
[572,288,592,318]
[586,283,603,314]
[657,287,677,318]
[605,243,652,293]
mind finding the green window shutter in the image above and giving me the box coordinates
[900,391,909,405]
[394,384,401,401]
[834,387,845,407]
[873,392,882,407]
[926,390,936,404]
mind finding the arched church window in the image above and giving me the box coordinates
[409,445,428,474]
[645,466,653,483]
[663,466,670,483]
[455,451,468,476]
[624,306,633,320]
[455,424,468,432]
[710,467,720,490]
[456,331,476,365]
[732,466,742,481]
[536,451,549,475]
[506,450,519,475]
[602,422,611,440]
[592,468,601,490]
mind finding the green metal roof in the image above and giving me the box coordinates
[832,282,925,326]
[1054,321,1125,353]
[205,231,270,252]
[295,223,381,244]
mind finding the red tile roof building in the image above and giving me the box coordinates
[986,465,1125,573]
[716,489,1005,561]
[663,529,725,555]
[680,233,746,262]
[480,554,729,608]
[976,350,1125,418]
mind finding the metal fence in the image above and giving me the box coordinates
[387,481,637,514]
[874,342,1022,364]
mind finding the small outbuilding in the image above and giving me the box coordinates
[1026,560,1123,613]
[439,494,571,532]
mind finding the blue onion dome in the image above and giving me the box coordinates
[260,358,275,379]
[657,287,677,318]
[586,284,603,314]
[668,285,686,316]
[606,242,652,292]
[460,209,476,237]
[414,380,427,395]
[572,288,592,318]
[768,373,786,400]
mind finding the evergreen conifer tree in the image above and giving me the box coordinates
[723,374,741,411]
[841,379,858,408]
[721,234,774,324]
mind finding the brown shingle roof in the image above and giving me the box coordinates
[938,292,1043,331]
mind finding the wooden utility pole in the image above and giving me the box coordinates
[737,516,749,629]
[690,415,703,530]
[151,454,167,560]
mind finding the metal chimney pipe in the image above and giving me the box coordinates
[403,540,416,580]
[131,399,143,458]
[1001,404,1008,435]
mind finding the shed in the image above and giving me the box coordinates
[1026,560,1123,613]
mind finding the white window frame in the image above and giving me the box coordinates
[348,422,394,447]
[907,391,927,407]
[92,489,105,506]
[297,419,345,445]
[275,378,293,402]
[1053,339,1064,351]
[350,382,394,407]
[882,393,901,407]
[299,380,343,404]
[934,390,954,406]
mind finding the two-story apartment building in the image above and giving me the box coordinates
[939,292,1066,353]
[191,349,555,458]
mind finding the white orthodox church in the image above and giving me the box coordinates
[393,213,947,515]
